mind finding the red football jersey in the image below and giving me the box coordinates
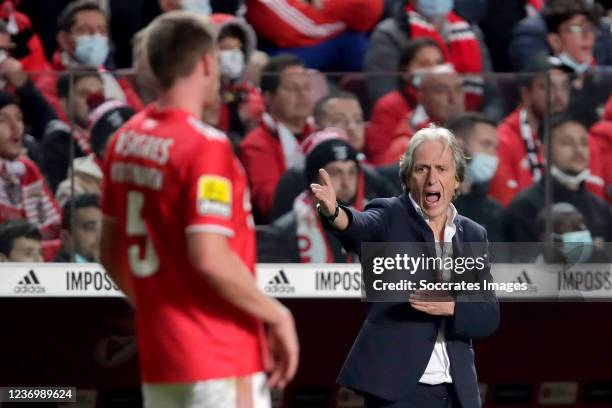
[101,105,265,383]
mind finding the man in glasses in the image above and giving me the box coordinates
[544,0,612,126]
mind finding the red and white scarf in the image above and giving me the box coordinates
[0,157,62,239]
[294,176,365,263]
[261,112,315,169]
[404,5,483,110]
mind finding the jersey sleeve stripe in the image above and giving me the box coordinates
[185,224,236,237]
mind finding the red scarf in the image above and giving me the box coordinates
[0,156,62,239]
[404,4,483,110]
[294,174,364,263]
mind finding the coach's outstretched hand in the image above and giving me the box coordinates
[310,168,350,230]
[267,306,299,389]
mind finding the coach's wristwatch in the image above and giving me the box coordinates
[317,202,340,223]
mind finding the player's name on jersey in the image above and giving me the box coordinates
[110,162,164,191]
[114,130,173,165]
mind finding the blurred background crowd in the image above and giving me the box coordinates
[0,0,610,264]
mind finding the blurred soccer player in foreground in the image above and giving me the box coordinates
[99,12,298,408]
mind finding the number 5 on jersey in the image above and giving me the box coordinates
[127,190,159,277]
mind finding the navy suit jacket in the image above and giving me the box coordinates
[333,193,500,407]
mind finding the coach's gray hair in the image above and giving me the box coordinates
[398,125,466,192]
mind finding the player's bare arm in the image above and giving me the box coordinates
[187,232,299,388]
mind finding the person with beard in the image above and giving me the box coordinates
[504,113,612,243]
[40,71,103,192]
[446,113,505,242]
[489,55,606,206]
[258,128,366,263]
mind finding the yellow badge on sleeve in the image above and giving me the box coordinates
[197,175,232,218]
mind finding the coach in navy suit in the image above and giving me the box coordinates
[311,126,500,408]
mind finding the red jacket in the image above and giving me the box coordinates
[604,95,612,121]
[35,51,144,122]
[490,106,605,207]
[589,119,612,203]
[0,2,50,73]
[379,105,434,165]
[404,5,483,110]
[366,88,414,164]
[239,120,314,222]
[246,0,383,47]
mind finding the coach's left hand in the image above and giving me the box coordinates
[409,290,455,316]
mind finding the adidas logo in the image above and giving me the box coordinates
[14,269,45,294]
[264,270,295,294]
[269,270,290,285]
[19,270,40,285]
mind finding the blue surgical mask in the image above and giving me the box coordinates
[466,152,498,184]
[74,34,109,67]
[557,230,594,264]
[181,0,211,15]
[416,0,454,18]
[558,52,591,74]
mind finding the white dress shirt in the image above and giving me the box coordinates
[408,193,456,384]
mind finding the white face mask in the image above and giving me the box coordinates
[550,165,590,190]
[553,230,594,264]
[558,52,591,74]
[466,152,499,184]
[181,0,211,15]
[219,49,245,80]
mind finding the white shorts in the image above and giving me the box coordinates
[142,372,271,408]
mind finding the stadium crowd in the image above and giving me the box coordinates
[0,0,611,263]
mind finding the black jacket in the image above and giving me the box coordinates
[454,182,505,242]
[269,164,399,222]
[40,120,86,194]
[504,177,612,242]
[333,193,499,406]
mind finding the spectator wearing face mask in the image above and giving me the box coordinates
[365,0,488,110]
[40,71,104,193]
[0,219,43,262]
[544,0,612,127]
[381,64,466,165]
[509,0,612,71]
[504,113,612,243]
[211,13,265,147]
[34,0,143,123]
[533,202,609,264]
[447,113,505,242]
[0,92,61,241]
[245,0,383,71]
[366,38,445,164]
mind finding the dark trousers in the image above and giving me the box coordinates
[364,383,461,408]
